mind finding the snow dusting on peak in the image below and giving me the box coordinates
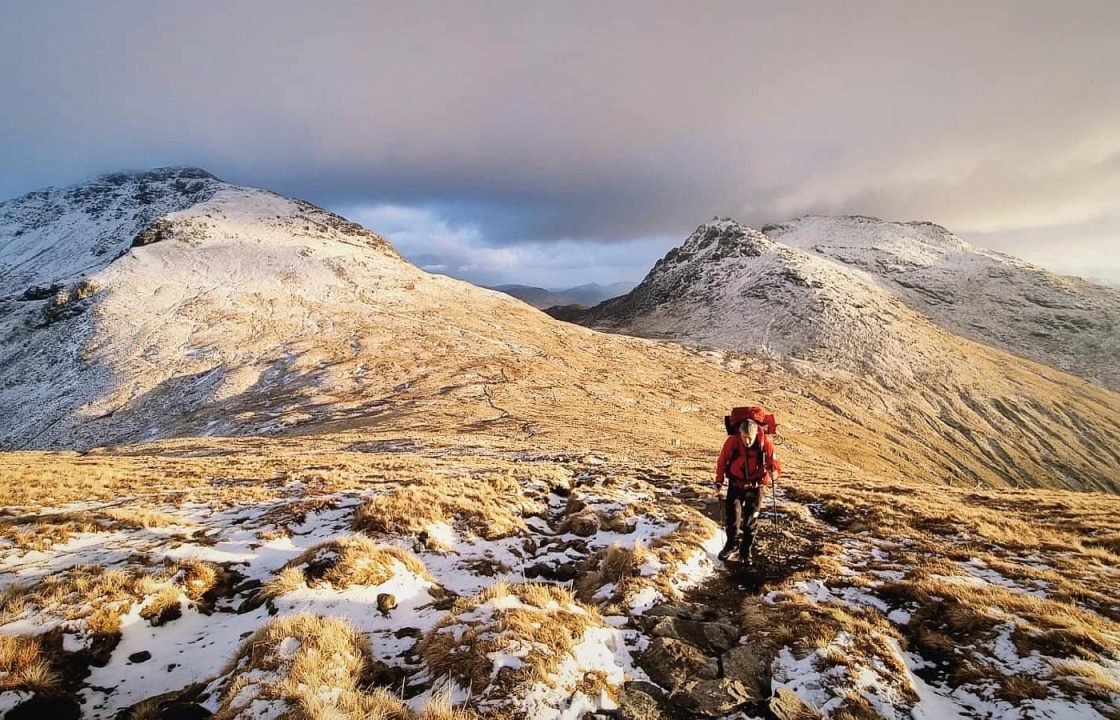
[0,173,410,449]
[0,168,227,297]
[762,215,1120,390]
[765,215,970,268]
[575,216,941,385]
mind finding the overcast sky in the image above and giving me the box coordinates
[1,1,1117,287]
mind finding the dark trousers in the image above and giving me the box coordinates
[724,485,762,553]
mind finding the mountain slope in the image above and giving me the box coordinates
[556,219,1120,492]
[762,215,1120,391]
[1,174,1118,494]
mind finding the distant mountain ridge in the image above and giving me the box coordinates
[563,215,1120,392]
[490,281,636,309]
[762,215,1120,391]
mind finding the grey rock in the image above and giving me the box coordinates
[670,677,752,717]
[721,644,770,701]
[635,601,728,631]
[651,617,740,655]
[637,637,718,691]
[617,681,677,720]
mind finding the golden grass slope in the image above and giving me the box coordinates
[1,429,1118,718]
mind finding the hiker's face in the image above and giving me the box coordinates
[740,424,758,444]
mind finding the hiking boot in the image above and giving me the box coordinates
[739,543,755,566]
[717,540,736,562]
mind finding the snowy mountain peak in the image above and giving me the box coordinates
[552,213,1120,492]
[683,216,770,251]
[92,165,220,184]
[763,215,970,269]
[0,171,413,448]
[0,168,228,297]
[569,216,926,383]
[0,169,397,300]
[648,218,771,274]
[759,214,1120,389]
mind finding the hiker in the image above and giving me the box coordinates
[715,417,780,563]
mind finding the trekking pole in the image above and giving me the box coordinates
[717,488,726,541]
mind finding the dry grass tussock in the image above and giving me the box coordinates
[0,634,59,694]
[101,507,189,529]
[647,507,719,585]
[788,477,1120,618]
[741,592,917,714]
[353,471,545,542]
[215,613,395,720]
[1050,658,1120,699]
[215,614,481,720]
[782,475,1120,713]
[880,564,1120,692]
[260,535,429,599]
[0,559,227,631]
[0,507,193,551]
[418,582,605,702]
[574,542,654,605]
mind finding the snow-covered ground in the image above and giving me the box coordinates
[0,453,726,719]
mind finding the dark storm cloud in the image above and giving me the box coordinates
[1,0,1117,284]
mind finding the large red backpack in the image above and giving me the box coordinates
[723,405,783,485]
[724,406,778,437]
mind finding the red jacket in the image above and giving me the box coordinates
[716,431,780,487]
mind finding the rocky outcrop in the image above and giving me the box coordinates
[638,636,719,690]
[633,601,777,717]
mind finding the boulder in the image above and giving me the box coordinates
[650,617,740,655]
[637,637,718,691]
[721,644,771,700]
[158,703,213,720]
[670,678,753,717]
[7,696,81,720]
[616,681,679,720]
